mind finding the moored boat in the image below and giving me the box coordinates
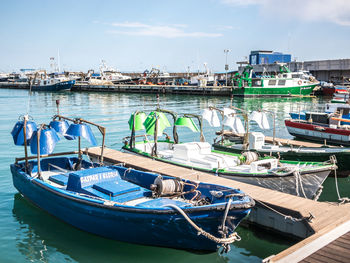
[232,63,319,97]
[285,118,350,146]
[122,108,335,200]
[10,113,253,252]
[31,78,75,91]
[213,132,350,176]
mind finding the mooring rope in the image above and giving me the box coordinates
[254,199,304,222]
[333,162,350,204]
[294,169,307,198]
[165,203,241,251]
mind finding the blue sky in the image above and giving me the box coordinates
[0,0,349,72]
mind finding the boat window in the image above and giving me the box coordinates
[282,74,287,78]
[278,80,286,85]
[292,74,300,78]
[268,80,276,85]
[252,79,262,86]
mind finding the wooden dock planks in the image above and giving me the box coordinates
[300,232,350,263]
[86,147,350,262]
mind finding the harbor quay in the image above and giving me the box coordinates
[0,81,233,96]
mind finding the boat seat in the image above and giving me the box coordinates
[158,149,173,159]
[92,181,140,197]
[66,166,152,202]
[49,173,69,186]
[67,166,121,191]
[250,159,278,173]
[173,142,212,161]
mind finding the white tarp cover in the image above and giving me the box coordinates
[223,116,245,133]
[202,109,221,127]
[249,111,270,130]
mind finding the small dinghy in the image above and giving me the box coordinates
[10,111,254,252]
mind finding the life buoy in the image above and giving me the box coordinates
[298,80,302,85]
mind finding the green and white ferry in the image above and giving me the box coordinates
[232,64,319,97]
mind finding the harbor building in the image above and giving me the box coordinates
[249,50,291,65]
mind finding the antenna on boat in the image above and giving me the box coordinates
[57,49,61,72]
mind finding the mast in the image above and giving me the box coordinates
[57,49,61,72]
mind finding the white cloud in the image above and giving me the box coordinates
[222,0,350,26]
[111,22,149,28]
[212,25,240,31]
[104,22,222,38]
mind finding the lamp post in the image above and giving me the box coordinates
[224,49,230,86]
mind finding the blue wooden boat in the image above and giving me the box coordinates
[10,113,254,252]
[31,79,75,91]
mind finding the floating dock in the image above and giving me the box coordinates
[72,83,232,96]
[0,82,232,96]
[0,82,28,89]
[86,147,350,263]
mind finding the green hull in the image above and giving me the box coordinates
[232,84,316,97]
[213,143,350,177]
[331,99,346,104]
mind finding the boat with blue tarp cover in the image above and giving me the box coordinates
[31,78,75,91]
[10,103,254,252]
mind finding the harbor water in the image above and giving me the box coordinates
[1,88,349,262]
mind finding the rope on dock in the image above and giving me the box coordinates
[254,199,305,222]
[165,202,241,253]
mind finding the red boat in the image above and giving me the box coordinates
[285,118,350,146]
[322,85,349,96]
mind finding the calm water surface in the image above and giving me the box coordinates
[1,89,349,262]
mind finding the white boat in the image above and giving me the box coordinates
[190,63,216,86]
[99,60,131,83]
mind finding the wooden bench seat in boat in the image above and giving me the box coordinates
[49,173,69,186]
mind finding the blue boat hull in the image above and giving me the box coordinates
[32,80,75,91]
[11,162,251,251]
